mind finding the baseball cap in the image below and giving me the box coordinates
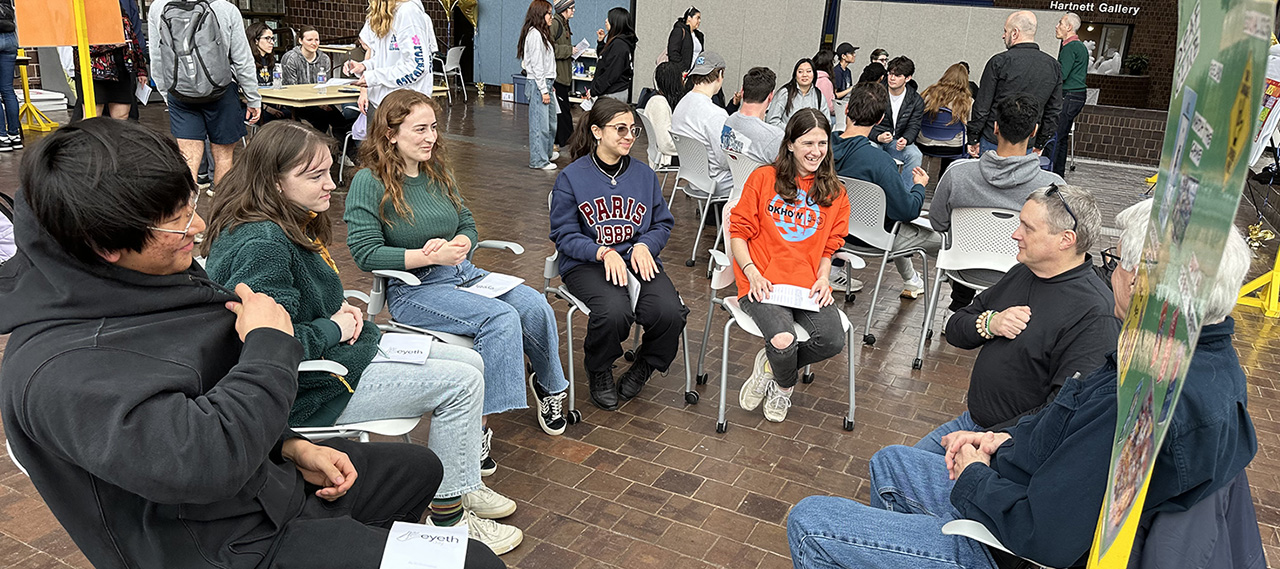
[836,42,859,56]
[689,51,726,76]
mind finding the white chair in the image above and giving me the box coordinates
[290,360,424,443]
[439,46,467,104]
[670,131,729,270]
[6,440,27,476]
[635,108,679,190]
[338,129,364,185]
[707,150,765,279]
[836,176,935,347]
[832,99,848,133]
[914,207,1021,369]
[940,520,1059,569]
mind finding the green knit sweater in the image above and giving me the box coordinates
[205,220,380,427]
[1059,40,1089,93]
[344,168,480,271]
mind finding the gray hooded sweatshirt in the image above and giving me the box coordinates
[929,150,1065,233]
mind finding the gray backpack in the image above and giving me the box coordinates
[157,0,234,103]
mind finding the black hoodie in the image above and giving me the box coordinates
[590,32,635,98]
[665,20,704,72]
[0,197,307,568]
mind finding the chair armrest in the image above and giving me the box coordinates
[940,520,1015,556]
[708,249,731,269]
[475,240,525,255]
[298,360,350,376]
[543,251,560,281]
[832,251,866,270]
[372,269,421,286]
[344,290,371,304]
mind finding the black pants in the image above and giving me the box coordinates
[738,298,845,388]
[1051,90,1087,177]
[553,81,574,146]
[268,439,504,569]
[295,105,356,140]
[562,263,688,373]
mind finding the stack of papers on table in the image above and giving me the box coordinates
[315,78,356,89]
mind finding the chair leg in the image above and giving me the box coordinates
[695,297,717,385]
[565,305,577,416]
[912,252,932,369]
[681,330,697,404]
[459,72,468,101]
[862,252,891,345]
[339,135,350,183]
[845,323,856,431]
[687,196,711,267]
[669,179,682,206]
[716,317,735,433]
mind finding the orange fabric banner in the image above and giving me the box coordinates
[16,0,125,47]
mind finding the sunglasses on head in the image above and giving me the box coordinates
[1046,184,1078,232]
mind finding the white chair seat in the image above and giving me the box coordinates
[556,285,592,316]
[293,417,422,442]
[721,296,850,340]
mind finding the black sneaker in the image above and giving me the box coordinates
[480,426,497,476]
[589,368,619,411]
[617,360,656,401]
[528,372,567,436]
[8,134,21,150]
[0,136,11,153]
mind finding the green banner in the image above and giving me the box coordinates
[1087,0,1272,566]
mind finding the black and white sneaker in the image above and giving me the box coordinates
[480,426,497,477]
[8,134,22,150]
[528,372,567,436]
[0,136,11,153]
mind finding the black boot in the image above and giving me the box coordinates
[589,369,619,411]
[618,361,656,401]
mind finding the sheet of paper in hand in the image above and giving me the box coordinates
[379,521,468,569]
[372,333,434,365]
[760,284,821,312]
[456,272,525,299]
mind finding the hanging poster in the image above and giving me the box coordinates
[16,0,125,47]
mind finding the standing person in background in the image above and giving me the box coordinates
[245,24,290,126]
[812,48,837,120]
[550,0,577,151]
[0,0,23,152]
[671,51,731,199]
[833,43,858,101]
[346,0,438,113]
[870,56,925,190]
[967,11,1062,157]
[520,0,559,171]
[643,61,685,169]
[1052,12,1088,177]
[665,6,703,72]
[868,48,889,70]
[585,7,636,102]
[86,0,147,120]
[766,59,829,127]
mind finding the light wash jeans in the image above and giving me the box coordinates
[881,142,923,192]
[389,259,569,416]
[528,78,557,168]
[334,342,485,499]
[913,411,982,455]
[787,445,999,569]
[0,32,20,136]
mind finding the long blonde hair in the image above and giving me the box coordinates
[359,90,464,225]
[367,0,407,38]
[920,63,973,126]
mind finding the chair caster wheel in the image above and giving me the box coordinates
[623,350,636,362]
[801,372,815,384]
[843,418,855,431]
[715,422,728,434]
[912,358,923,370]
[696,373,709,385]
[685,259,696,267]
[844,293,854,303]
[685,391,699,404]
[926,329,934,340]
[566,409,582,425]
[863,334,876,345]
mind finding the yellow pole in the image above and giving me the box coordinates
[17,48,58,132]
[73,0,97,118]
[1237,246,1280,317]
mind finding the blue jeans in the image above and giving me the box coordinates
[528,78,557,167]
[335,343,486,499]
[914,411,982,455]
[0,32,20,136]
[389,260,569,416]
[787,445,998,569]
[881,142,923,191]
[1052,91,1087,177]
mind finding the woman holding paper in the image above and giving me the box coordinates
[202,120,524,557]
[728,107,849,423]
[549,97,688,411]
[344,90,571,444]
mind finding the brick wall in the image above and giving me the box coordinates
[283,0,451,46]
[1086,73,1155,109]
[1072,104,1166,166]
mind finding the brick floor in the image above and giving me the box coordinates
[0,93,1276,568]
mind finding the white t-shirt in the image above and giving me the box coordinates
[722,112,784,166]
[690,34,703,71]
[889,90,906,133]
[670,91,731,198]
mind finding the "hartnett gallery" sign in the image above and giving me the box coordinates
[1048,0,1142,16]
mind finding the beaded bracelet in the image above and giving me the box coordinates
[976,310,996,340]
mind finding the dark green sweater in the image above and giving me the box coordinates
[1058,40,1089,93]
[344,168,480,271]
[205,220,380,427]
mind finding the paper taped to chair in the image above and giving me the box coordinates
[760,284,821,312]
[456,273,524,298]
[379,521,467,568]
[372,334,433,365]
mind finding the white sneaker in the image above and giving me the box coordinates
[460,485,517,519]
[536,162,558,170]
[900,274,925,299]
[829,269,864,293]
[763,382,793,423]
[551,151,561,160]
[740,349,774,411]
[940,308,954,335]
[433,510,523,556]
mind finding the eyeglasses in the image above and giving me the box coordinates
[603,122,642,138]
[1046,184,1078,232]
[148,191,200,236]
[1101,246,1119,272]
[875,57,889,63]
[259,36,276,43]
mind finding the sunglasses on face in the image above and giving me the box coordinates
[602,122,642,138]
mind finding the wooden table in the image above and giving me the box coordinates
[259,84,360,108]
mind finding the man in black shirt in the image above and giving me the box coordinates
[966,11,1063,157]
[915,184,1119,452]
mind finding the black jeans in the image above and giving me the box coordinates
[268,439,504,569]
[553,81,574,146]
[561,263,688,373]
[737,298,845,388]
[1051,90,1087,177]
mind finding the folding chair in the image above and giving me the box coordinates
[708,150,765,278]
[291,360,423,443]
[914,207,1021,369]
[917,108,969,167]
[670,132,728,269]
[836,176,935,346]
[438,46,468,104]
[635,108,679,190]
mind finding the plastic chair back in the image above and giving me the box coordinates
[443,46,465,72]
[936,207,1021,273]
[838,176,896,251]
[671,132,715,197]
[724,149,763,209]
[636,108,673,169]
[832,99,848,132]
[1038,134,1057,171]
[919,108,966,143]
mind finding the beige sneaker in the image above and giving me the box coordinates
[900,274,925,299]
[460,485,517,519]
[740,349,774,411]
[763,382,793,423]
[464,510,524,555]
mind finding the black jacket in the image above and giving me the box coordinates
[666,21,704,71]
[968,42,1063,150]
[0,197,308,568]
[0,0,14,34]
[870,85,925,144]
[590,33,635,98]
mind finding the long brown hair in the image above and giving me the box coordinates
[920,63,972,126]
[567,97,633,160]
[517,0,553,59]
[771,108,841,208]
[367,0,407,38]
[359,89,463,225]
[201,121,334,255]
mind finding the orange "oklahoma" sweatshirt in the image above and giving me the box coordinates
[728,166,849,297]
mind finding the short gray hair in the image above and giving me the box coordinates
[1009,11,1037,36]
[1064,13,1081,33]
[1026,184,1101,254]
[1114,199,1252,324]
